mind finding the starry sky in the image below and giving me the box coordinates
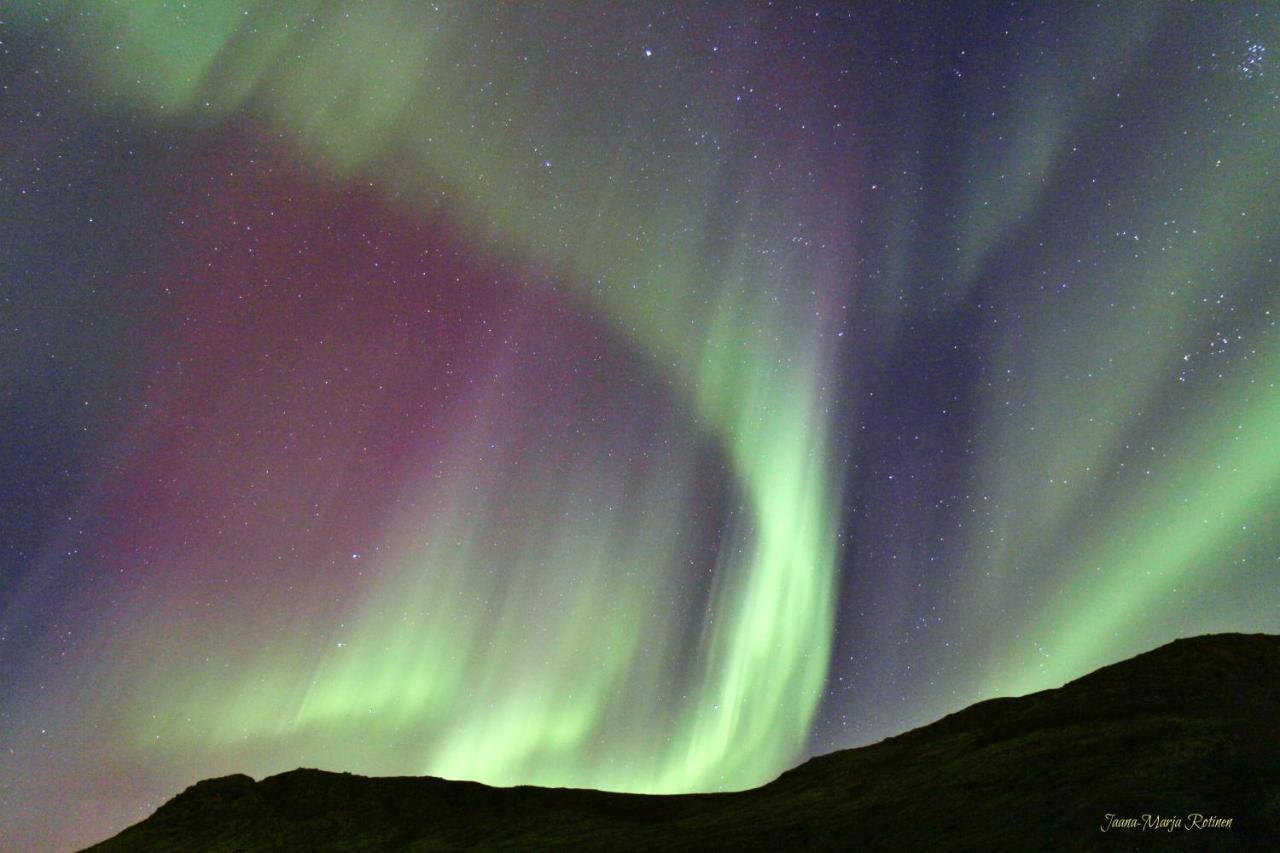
[1,2,1277,850]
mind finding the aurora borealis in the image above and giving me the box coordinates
[1,2,1277,850]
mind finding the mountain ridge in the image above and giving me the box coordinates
[85,632,1280,850]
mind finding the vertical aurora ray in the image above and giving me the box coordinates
[956,8,1280,700]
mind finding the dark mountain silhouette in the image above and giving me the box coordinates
[85,633,1280,851]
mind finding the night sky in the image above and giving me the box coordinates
[2,2,1278,850]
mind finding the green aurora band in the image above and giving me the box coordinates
[42,0,850,793]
